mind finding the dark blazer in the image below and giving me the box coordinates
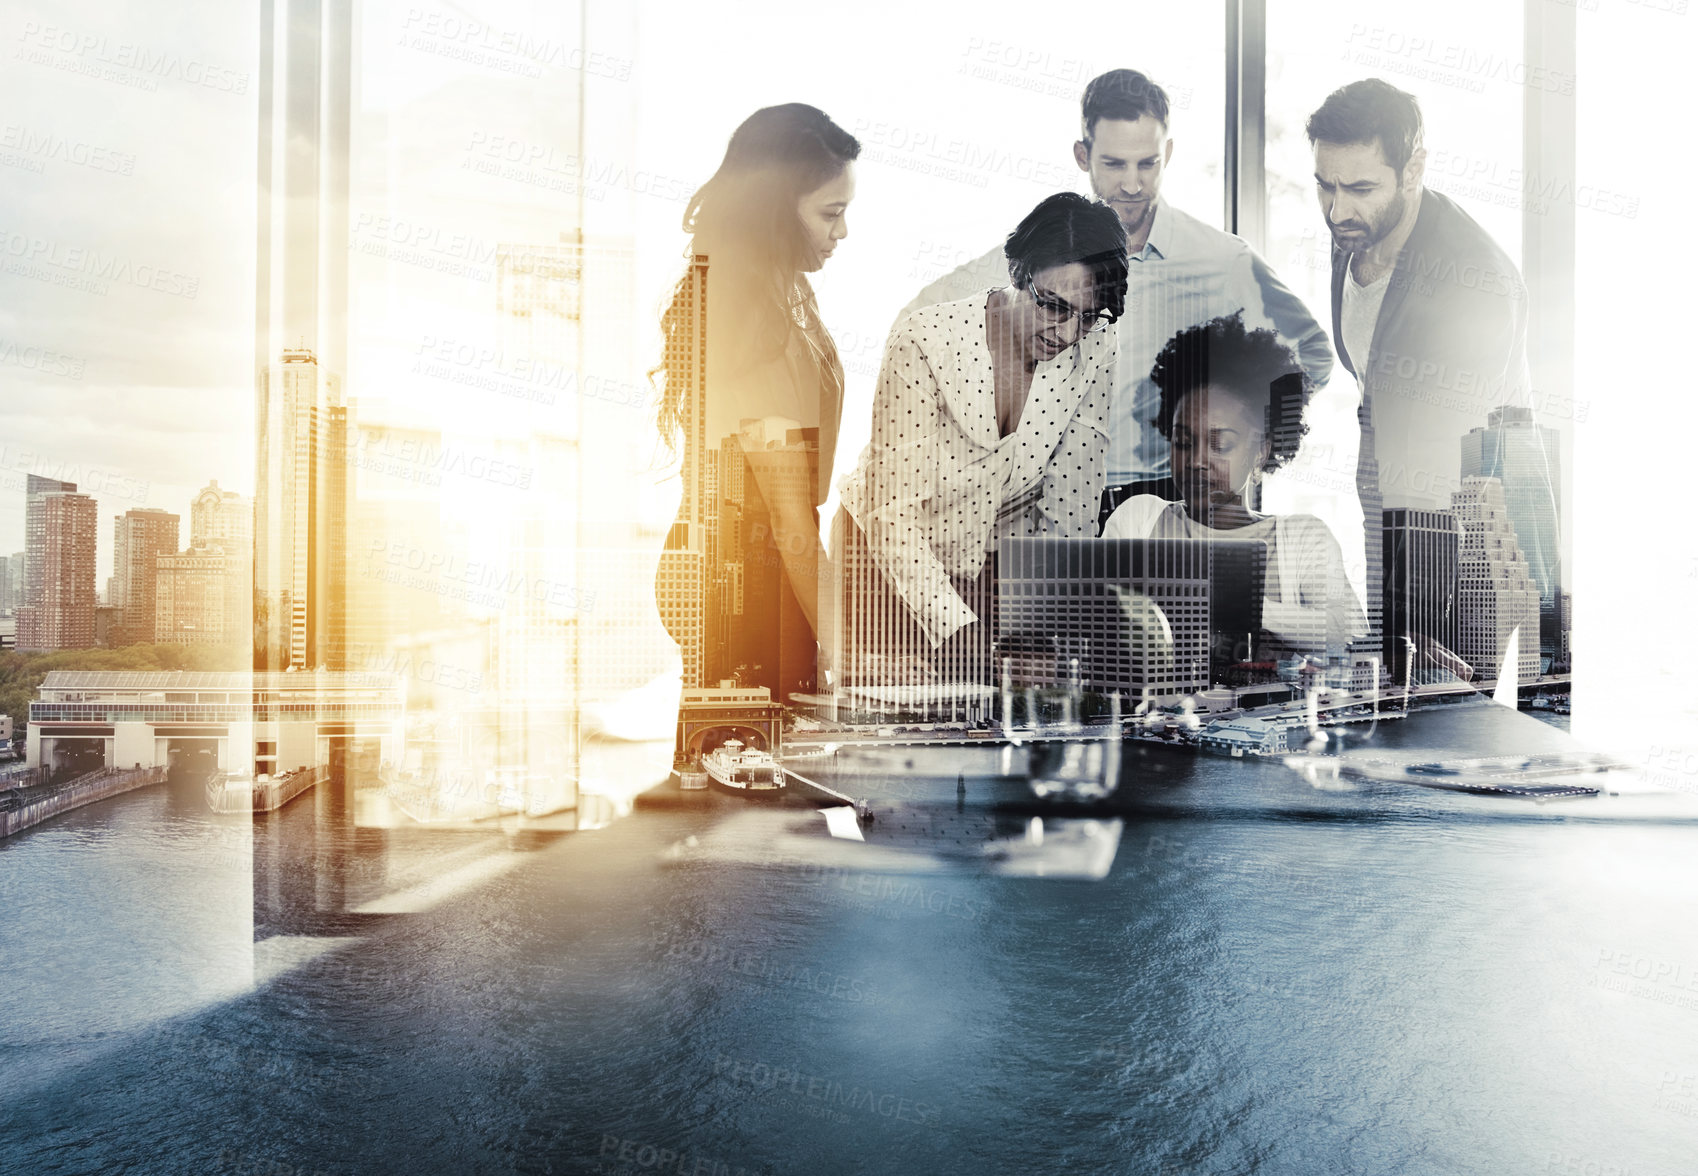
[1331,189,1560,645]
[1332,189,1535,507]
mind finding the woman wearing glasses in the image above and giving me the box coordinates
[837,192,1127,687]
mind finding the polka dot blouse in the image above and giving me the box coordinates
[839,291,1115,647]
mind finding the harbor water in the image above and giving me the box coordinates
[3,700,1695,1175]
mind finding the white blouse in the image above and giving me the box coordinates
[840,291,1115,647]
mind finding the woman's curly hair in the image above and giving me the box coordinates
[1148,310,1312,472]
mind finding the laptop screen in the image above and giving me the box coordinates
[996,536,1268,697]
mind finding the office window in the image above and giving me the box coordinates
[1264,0,1526,319]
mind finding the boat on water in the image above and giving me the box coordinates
[702,739,786,798]
[665,803,1123,879]
[1339,752,1610,800]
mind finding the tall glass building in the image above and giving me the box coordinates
[996,537,1212,703]
[1452,477,1542,685]
[1460,406,1561,660]
[1382,509,1461,686]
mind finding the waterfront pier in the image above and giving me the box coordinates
[0,765,169,838]
[206,765,329,814]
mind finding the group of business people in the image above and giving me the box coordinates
[657,67,1541,696]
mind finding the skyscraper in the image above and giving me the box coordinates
[709,432,747,686]
[1452,477,1541,683]
[496,237,582,360]
[1557,591,1572,669]
[996,537,1212,703]
[656,548,705,691]
[480,241,586,793]
[1351,402,1378,688]
[254,0,352,672]
[156,546,247,646]
[832,513,998,722]
[255,348,347,669]
[1460,406,1562,661]
[113,508,180,646]
[191,480,254,551]
[17,476,97,652]
[343,415,452,668]
[490,240,584,713]
[701,447,725,682]
[740,427,821,701]
[1382,509,1461,685]
[656,254,710,689]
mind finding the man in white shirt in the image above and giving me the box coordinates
[901,69,1334,529]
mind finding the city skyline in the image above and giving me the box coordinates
[3,477,253,659]
[0,0,1680,782]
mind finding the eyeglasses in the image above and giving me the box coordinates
[1025,279,1115,334]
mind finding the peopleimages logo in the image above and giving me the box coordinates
[370,540,595,612]
[0,124,136,175]
[0,446,149,502]
[1342,25,1576,95]
[849,118,1072,189]
[595,1134,768,1176]
[350,432,534,490]
[956,38,1196,109]
[348,213,499,280]
[462,132,692,204]
[662,939,882,1005]
[1425,149,1639,220]
[1594,948,1698,992]
[350,643,484,696]
[0,230,198,298]
[712,1054,943,1128]
[0,337,84,379]
[412,335,650,411]
[778,854,990,922]
[399,8,632,80]
[16,21,250,94]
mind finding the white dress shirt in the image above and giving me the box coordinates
[839,292,1115,647]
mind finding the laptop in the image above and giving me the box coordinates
[995,536,1268,697]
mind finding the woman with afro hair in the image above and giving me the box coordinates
[1102,311,1365,663]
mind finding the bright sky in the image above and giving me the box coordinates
[0,0,256,575]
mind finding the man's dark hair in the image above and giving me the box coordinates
[1080,69,1170,142]
[1305,78,1423,174]
[1150,312,1312,471]
[1004,192,1130,323]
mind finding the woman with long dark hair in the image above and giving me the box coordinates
[654,104,859,703]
